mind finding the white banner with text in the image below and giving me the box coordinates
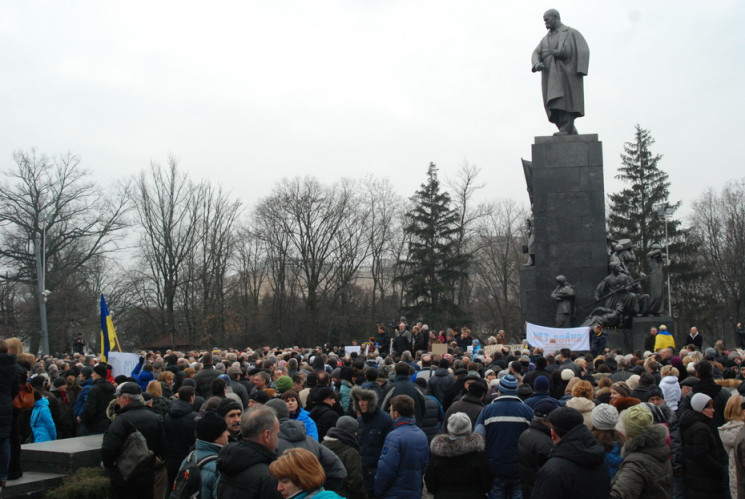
[526,323,590,351]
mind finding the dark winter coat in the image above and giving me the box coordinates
[427,368,456,406]
[680,409,725,498]
[610,424,672,499]
[310,402,340,441]
[194,366,220,399]
[420,392,443,442]
[322,428,366,499]
[216,439,282,499]
[518,419,554,498]
[443,394,483,433]
[424,433,493,499]
[101,401,165,489]
[381,375,426,427]
[352,386,393,497]
[82,377,114,433]
[0,353,20,439]
[276,418,347,490]
[531,424,610,499]
[374,417,429,499]
[164,398,198,481]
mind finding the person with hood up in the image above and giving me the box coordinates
[425,412,493,499]
[679,392,725,498]
[351,386,392,498]
[265,398,347,492]
[321,416,366,499]
[532,406,610,498]
[609,404,672,498]
[659,365,681,411]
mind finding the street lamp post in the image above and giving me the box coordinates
[36,215,50,356]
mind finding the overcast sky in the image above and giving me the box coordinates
[1,1,743,221]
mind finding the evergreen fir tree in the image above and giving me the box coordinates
[397,162,469,323]
[608,124,682,271]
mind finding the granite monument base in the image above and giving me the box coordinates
[605,316,674,353]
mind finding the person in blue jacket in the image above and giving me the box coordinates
[282,390,319,441]
[374,394,429,499]
[30,391,57,443]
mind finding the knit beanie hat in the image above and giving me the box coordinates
[691,393,712,413]
[561,369,575,381]
[196,411,228,442]
[93,363,108,378]
[447,412,472,438]
[646,385,664,400]
[591,403,619,431]
[275,376,293,394]
[216,398,242,418]
[80,366,93,379]
[622,403,653,438]
[533,375,550,392]
[336,415,359,434]
[265,398,289,420]
[498,375,519,395]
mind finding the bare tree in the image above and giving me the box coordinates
[230,224,269,346]
[0,149,129,352]
[470,199,527,335]
[130,158,203,335]
[690,179,745,333]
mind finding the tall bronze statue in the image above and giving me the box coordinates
[550,275,575,327]
[531,9,589,135]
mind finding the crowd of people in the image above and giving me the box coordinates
[1,320,744,498]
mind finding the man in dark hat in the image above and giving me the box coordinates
[81,363,115,434]
[173,411,228,499]
[101,382,166,498]
[532,407,610,497]
[217,398,243,443]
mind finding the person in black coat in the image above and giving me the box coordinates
[0,340,21,490]
[427,358,455,406]
[518,399,558,498]
[101,383,166,499]
[309,387,341,441]
[164,386,198,490]
[532,407,610,498]
[81,364,115,434]
[381,363,427,426]
[351,386,393,499]
[685,326,704,350]
[680,392,725,499]
[216,406,282,499]
[425,412,493,499]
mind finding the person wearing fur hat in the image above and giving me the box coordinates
[425,412,493,499]
[518,398,559,498]
[474,374,533,498]
[610,404,672,498]
[351,386,392,498]
[533,406,610,498]
[591,403,626,479]
[680,392,725,498]
[321,416,365,499]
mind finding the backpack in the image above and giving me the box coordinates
[170,451,218,499]
[117,422,154,481]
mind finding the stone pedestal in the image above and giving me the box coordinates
[520,135,608,328]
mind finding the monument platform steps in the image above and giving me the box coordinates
[4,434,103,498]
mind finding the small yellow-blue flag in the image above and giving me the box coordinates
[100,293,118,363]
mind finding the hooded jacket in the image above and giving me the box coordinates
[424,433,493,499]
[352,386,393,497]
[610,424,672,499]
[532,424,610,498]
[565,396,595,430]
[216,439,282,499]
[276,418,347,491]
[427,368,455,406]
[322,428,366,499]
[31,396,57,442]
[164,398,198,479]
[679,409,725,499]
[292,406,319,441]
[659,375,681,411]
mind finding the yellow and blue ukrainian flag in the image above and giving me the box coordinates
[100,293,119,363]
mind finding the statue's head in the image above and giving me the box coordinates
[555,275,566,285]
[543,9,561,30]
[610,263,621,275]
